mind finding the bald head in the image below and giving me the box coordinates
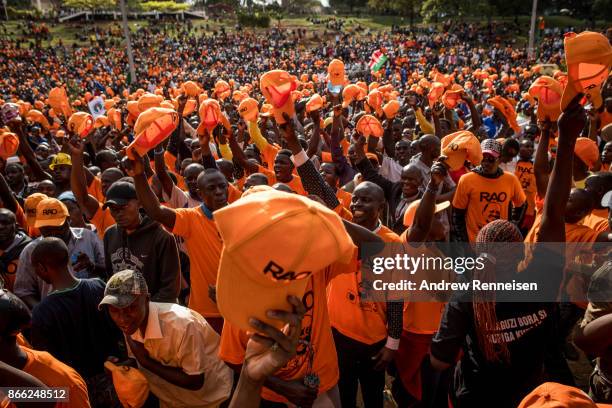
[353,181,384,204]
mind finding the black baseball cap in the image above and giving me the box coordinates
[103,181,137,208]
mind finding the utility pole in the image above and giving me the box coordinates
[119,0,137,87]
[528,0,538,60]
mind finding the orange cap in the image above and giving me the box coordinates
[137,93,163,113]
[126,101,141,118]
[518,382,611,407]
[55,129,66,138]
[356,114,383,138]
[0,132,19,159]
[403,199,450,227]
[127,107,178,159]
[260,70,297,124]
[441,85,464,109]
[233,90,246,103]
[342,84,366,108]
[238,98,259,122]
[24,193,48,227]
[367,89,383,116]
[574,137,599,169]
[441,130,483,171]
[197,99,230,133]
[561,31,612,111]
[488,96,520,133]
[48,87,72,118]
[214,189,355,331]
[529,76,563,121]
[34,198,69,228]
[328,59,345,86]
[107,108,122,130]
[103,361,149,408]
[159,100,174,110]
[67,112,94,138]
[25,109,50,129]
[215,80,231,101]
[104,99,116,110]
[382,99,400,119]
[428,82,445,107]
[173,98,196,116]
[94,115,111,128]
[305,94,324,112]
[181,81,202,97]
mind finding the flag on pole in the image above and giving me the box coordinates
[369,49,388,72]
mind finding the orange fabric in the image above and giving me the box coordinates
[219,263,349,403]
[600,110,612,129]
[336,188,352,211]
[582,212,609,233]
[90,204,115,239]
[228,184,242,204]
[21,347,91,408]
[525,214,600,244]
[261,143,280,171]
[257,165,307,195]
[515,160,536,216]
[172,207,222,317]
[327,226,400,345]
[394,331,433,401]
[87,176,104,203]
[452,172,526,242]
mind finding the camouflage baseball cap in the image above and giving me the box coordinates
[98,270,148,310]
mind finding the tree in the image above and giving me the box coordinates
[330,0,367,13]
[368,0,419,25]
[62,0,116,10]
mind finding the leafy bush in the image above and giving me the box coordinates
[7,6,42,19]
[237,11,270,27]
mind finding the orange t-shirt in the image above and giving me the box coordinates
[20,347,91,408]
[219,261,353,403]
[336,188,352,211]
[515,160,536,216]
[228,184,242,204]
[91,203,116,239]
[327,225,400,345]
[525,214,600,244]
[87,177,104,203]
[172,205,222,317]
[583,212,609,233]
[257,165,308,196]
[452,171,526,242]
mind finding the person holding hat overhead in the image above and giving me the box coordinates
[14,197,105,309]
[100,269,233,408]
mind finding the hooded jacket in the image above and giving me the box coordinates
[103,214,180,303]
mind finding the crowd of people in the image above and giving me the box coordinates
[0,16,611,408]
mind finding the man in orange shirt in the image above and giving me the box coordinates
[0,289,91,408]
[326,180,402,408]
[452,138,526,242]
[127,153,228,335]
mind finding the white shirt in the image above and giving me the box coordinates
[128,302,233,408]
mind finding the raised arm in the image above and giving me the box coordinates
[306,109,321,158]
[534,121,552,199]
[538,95,585,243]
[227,129,259,174]
[0,172,17,213]
[407,162,445,243]
[126,153,177,230]
[154,146,176,198]
[381,117,396,159]
[65,137,99,220]
[461,92,482,130]
[9,121,51,181]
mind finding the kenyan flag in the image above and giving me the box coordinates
[369,50,388,72]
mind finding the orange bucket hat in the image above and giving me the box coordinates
[260,70,297,124]
[441,84,464,109]
[356,114,383,138]
[214,189,355,331]
[528,76,563,121]
[305,94,324,112]
[0,132,20,159]
[25,109,50,129]
[328,59,345,87]
[488,96,520,133]
[238,97,259,122]
[441,130,482,171]
[67,112,94,138]
[561,31,612,111]
[127,107,178,159]
[172,98,196,116]
[574,137,599,169]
